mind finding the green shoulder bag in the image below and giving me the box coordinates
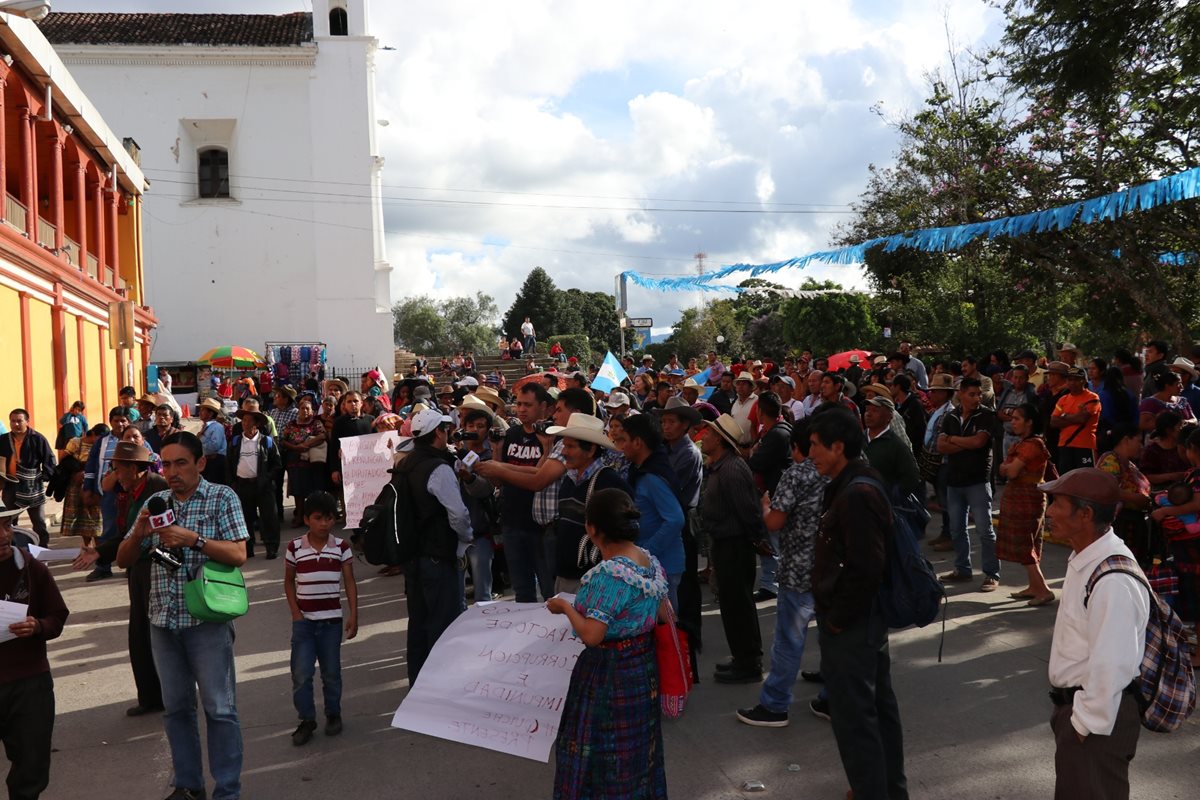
[185,561,249,622]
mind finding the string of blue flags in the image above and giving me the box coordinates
[623,165,1200,293]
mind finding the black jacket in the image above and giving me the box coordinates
[226,431,283,490]
[811,459,891,631]
[396,444,459,560]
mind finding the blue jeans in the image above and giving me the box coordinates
[947,482,999,579]
[468,537,494,602]
[290,619,343,720]
[503,525,554,602]
[759,588,816,713]
[757,531,780,594]
[150,622,242,800]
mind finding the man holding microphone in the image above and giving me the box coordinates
[117,431,249,800]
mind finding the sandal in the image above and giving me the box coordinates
[1009,590,1036,599]
[1026,594,1056,607]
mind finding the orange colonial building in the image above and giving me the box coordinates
[0,15,153,433]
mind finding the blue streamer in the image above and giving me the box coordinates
[624,166,1200,293]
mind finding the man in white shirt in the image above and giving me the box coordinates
[520,316,536,354]
[800,371,824,417]
[730,372,759,440]
[769,374,805,420]
[1041,468,1149,800]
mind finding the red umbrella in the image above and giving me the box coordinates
[514,372,567,391]
[825,349,872,372]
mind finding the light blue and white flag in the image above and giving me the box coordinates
[591,351,628,394]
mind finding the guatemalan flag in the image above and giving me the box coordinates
[590,351,628,394]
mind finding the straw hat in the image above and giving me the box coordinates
[860,383,892,400]
[546,412,617,450]
[703,413,747,450]
[197,397,224,415]
[927,374,958,392]
[474,386,505,411]
[734,371,755,384]
[234,409,270,428]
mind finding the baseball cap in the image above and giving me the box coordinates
[605,391,631,408]
[409,408,453,437]
[456,376,479,387]
[865,395,896,411]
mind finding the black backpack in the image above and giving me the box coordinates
[359,476,421,566]
[849,476,947,656]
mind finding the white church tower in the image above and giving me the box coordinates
[40,2,395,375]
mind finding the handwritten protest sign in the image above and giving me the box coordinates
[392,600,584,762]
[339,430,401,529]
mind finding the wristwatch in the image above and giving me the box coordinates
[192,535,207,551]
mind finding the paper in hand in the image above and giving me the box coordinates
[0,599,29,644]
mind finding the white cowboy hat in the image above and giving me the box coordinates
[546,412,618,450]
[458,395,496,422]
[1169,357,1198,380]
[703,413,747,450]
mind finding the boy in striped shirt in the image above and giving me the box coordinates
[284,491,358,746]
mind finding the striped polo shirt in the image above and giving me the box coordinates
[285,534,353,620]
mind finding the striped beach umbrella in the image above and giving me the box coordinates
[196,346,266,369]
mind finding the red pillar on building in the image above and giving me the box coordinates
[93,179,106,281]
[19,106,35,239]
[0,63,9,223]
[47,122,66,254]
[108,185,120,283]
[73,160,87,269]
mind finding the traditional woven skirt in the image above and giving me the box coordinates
[554,631,666,800]
[59,482,101,539]
[997,482,1045,565]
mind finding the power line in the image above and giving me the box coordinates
[145,182,852,214]
[140,166,852,209]
[140,202,702,265]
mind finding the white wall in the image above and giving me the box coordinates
[56,33,394,376]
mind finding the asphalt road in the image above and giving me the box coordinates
[26,513,1200,800]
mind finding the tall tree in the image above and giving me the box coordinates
[441,292,501,354]
[502,267,561,340]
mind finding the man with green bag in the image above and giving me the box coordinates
[117,432,249,800]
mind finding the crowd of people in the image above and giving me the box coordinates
[1,333,1196,800]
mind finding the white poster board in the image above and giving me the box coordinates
[339,430,401,529]
[392,600,584,762]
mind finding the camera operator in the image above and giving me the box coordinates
[115,431,249,800]
[453,397,502,602]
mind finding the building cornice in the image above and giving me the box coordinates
[52,44,317,68]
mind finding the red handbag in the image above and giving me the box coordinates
[655,603,692,718]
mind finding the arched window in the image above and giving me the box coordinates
[198,147,230,198]
[329,7,349,36]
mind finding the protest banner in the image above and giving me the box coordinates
[392,600,584,762]
[339,430,401,529]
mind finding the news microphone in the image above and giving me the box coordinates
[147,496,176,530]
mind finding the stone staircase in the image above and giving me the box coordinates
[393,347,558,385]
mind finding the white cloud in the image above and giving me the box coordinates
[58,0,1005,332]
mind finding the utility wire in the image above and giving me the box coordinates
[140,166,852,208]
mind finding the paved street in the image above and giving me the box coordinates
[34,519,1199,800]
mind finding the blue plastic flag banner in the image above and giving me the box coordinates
[622,165,1200,293]
[591,351,628,394]
[699,387,715,402]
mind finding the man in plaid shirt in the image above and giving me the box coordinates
[117,432,249,800]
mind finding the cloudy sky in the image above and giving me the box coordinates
[55,0,1004,331]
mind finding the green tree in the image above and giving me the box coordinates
[441,292,500,354]
[560,288,621,352]
[780,279,880,355]
[503,267,562,340]
[392,296,445,354]
[660,301,745,361]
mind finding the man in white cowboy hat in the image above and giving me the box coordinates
[680,377,703,406]
[730,372,759,441]
[544,412,631,594]
[1168,356,1200,412]
[392,407,473,682]
[0,499,70,800]
[1057,341,1082,367]
[196,397,229,486]
[635,354,656,376]
[229,409,284,559]
[699,414,768,684]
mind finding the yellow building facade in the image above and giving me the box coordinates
[0,15,152,433]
